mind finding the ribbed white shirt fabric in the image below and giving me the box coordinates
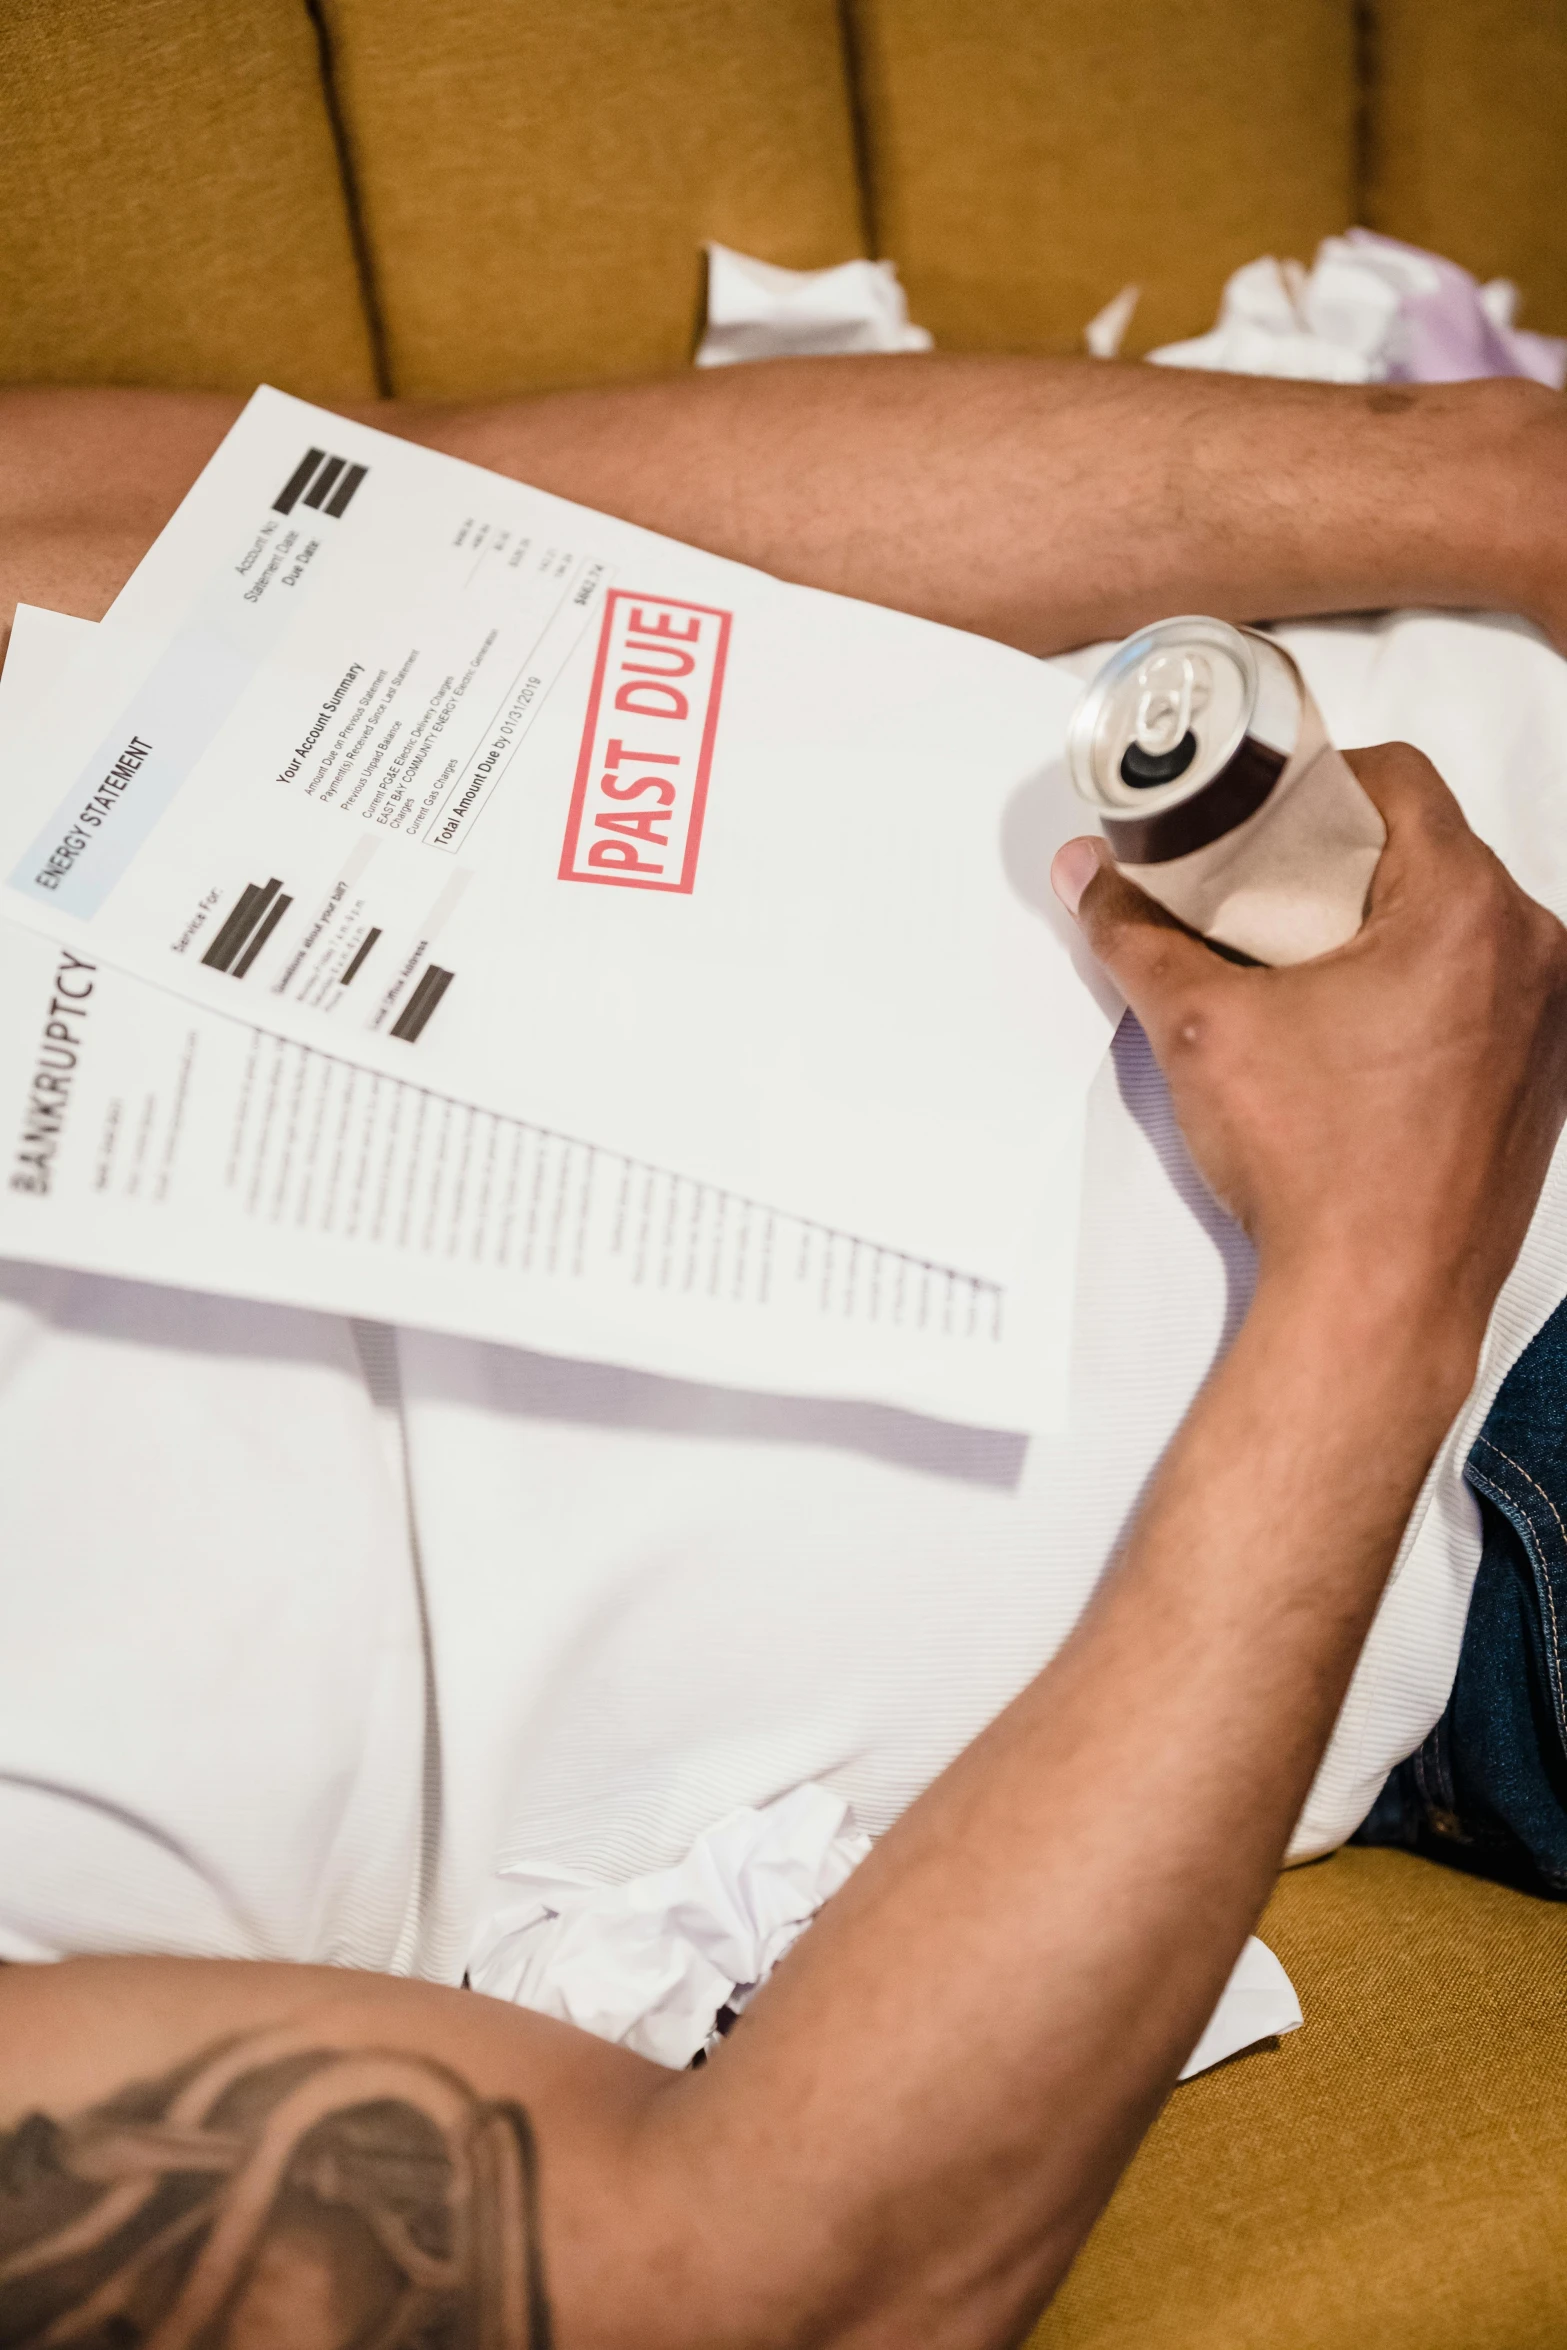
[0,609,1563,1995]
[0,1278,430,1972]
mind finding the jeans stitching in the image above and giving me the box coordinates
[1468,1441,1567,1732]
[1410,1717,1460,1837]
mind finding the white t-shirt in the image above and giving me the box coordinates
[1,612,1564,2018]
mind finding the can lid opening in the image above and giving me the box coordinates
[1120,730,1198,788]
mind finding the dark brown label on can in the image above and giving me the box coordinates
[1100,735,1286,865]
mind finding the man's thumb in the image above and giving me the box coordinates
[1052,835,1231,1014]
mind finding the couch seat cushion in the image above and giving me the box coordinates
[1032,1848,1567,2350]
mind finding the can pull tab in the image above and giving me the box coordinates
[1120,651,1207,789]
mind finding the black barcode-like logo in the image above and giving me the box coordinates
[272,447,368,520]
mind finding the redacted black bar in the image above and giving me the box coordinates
[232,892,292,979]
[202,878,281,972]
[273,449,325,516]
[339,926,381,987]
[302,454,346,511]
[325,462,367,520]
[391,963,453,1043]
[201,881,263,970]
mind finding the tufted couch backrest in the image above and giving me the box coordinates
[1,0,1562,401]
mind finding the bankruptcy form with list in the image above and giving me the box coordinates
[0,396,1114,1427]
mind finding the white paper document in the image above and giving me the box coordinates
[0,605,1094,1426]
[0,393,1109,1275]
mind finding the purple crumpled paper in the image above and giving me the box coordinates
[1106,229,1567,389]
[1347,230,1567,387]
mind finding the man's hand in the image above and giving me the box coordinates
[1053,743,1567,1380]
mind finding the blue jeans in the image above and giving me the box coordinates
[1355,1294,1567,1896]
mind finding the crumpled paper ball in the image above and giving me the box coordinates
[466,1782,871,2067]
[1089,230,1566,389]
[697,242,933,367]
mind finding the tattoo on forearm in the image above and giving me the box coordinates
[0,2030,552,2348]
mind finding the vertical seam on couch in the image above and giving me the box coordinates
[302,0,392,397]
[834,0,879,258]
[1351,0,1378,229]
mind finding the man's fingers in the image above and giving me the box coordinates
[1342,742,1471,897]
[1049,836,1108,917]
[1341,741,1520,948]
[1052,836,1233,1026]
[1050,738,1487,1030]
[1343,739,1465,831]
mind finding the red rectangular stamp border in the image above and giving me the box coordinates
[558,588,732,892]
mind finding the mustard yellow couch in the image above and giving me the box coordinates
[3,5,1566,2344]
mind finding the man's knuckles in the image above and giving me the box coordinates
[1347,740,1451,810]
[1352,744,1476,876]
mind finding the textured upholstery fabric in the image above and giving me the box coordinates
[320,0,867,398]
[0,0,377,399]
[1030,1849,1567,2350]
[845,0,1358,357]
[1365,0,1567,335]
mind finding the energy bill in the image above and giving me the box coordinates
[0,396,1115,1425]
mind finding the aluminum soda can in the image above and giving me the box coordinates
[1065,616,1386,965]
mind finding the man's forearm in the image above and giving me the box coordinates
[648,1263,1472,2348]
[1,362,1560,667]
[392,357,1561,657]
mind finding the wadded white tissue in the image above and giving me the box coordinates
[467,1784,871,2067]
[697,243,933,367]
[1138,231,1566,388]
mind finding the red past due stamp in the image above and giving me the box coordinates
[558,589,732,892]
